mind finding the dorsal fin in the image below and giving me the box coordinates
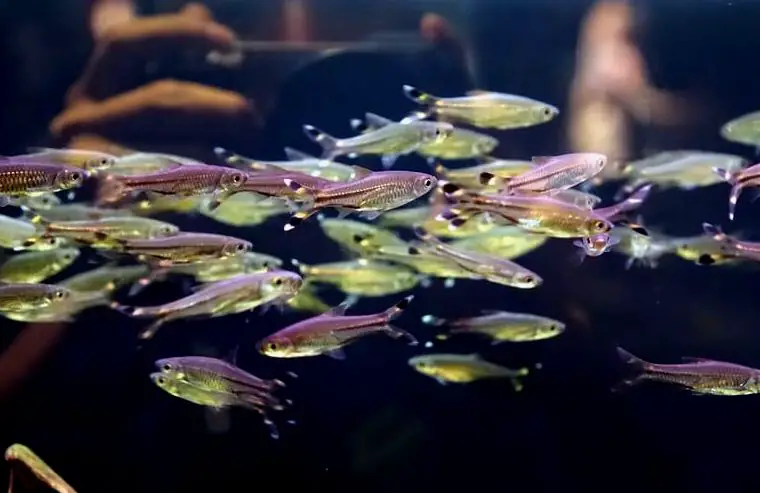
[321,298,356,317]
[350,165,373,179]
[365,113,394,128]
[284,147,316,161]
[249,162,290,174]
[681,357,714,364]
[466,89,492,97]
[531,156,554,166]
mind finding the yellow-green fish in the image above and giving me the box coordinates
[423,310,565,343]
[59,263,150,293]
[366,244,481,282]
[286,283,332,313]
[403,85,558,130]
[216,146,359,182]
[115,232,252,266]
[409,353,529,389]
[130,193,203,216]
[448,227,547,259]
[434,159,535,190]
[319,218,407,257]
[4,290,109,323]
[294,259,419,297]
[34,216,179,244]
[5,443,77,493]
[161,251,283,283]
[378,206,433,229]
[27,203,135,222]
[720,111,760,148]
[0,248,79,283]
[198,192,289,227]
[13,147,116,172]
[0,283,70,313]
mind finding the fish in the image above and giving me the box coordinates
[692,223,756,264]
[0,283,70,313]
[621,151,747,193]
[593,183,653,222]
[285,283,332,313]
[0,215,54,251]
[155,357,286,413]
[12,192,61,211]
[616,347,760,395]
[59,264,150,293]
[4,290,110,323]
[150,372,282,438]
[97,164,248,207]
[5,443,77,493]
[236,169,334,205]
[402,85,558,129]
[258,296,417,359]
[378,205,437,229]
[423,310,565,343]
[0,248,79,283]
[479,152,607,193]
[130,193,203,216]
[114,232,252,266]
[410,227,542,288]
[365,244,481,283]
[109,152,204,175]
[26,203,135,222]
[0,162,85,205]
[163,251,282,283]
[294,258,420,297]
[113,270,302,339]
[10,147,116,172]
[284,171,438,230]
[440,183,612,238]
[302,118,453,169]
[609,224,674,269]
[32,216,179,245]
[319,218,407,257]
[448,226,547,259]
[435,159,534,191]
[215,146,358,182]
[573,233,621,259]
[720,111,760,148]
[713,162,760,220]
[408,353,529,389]
[198,192,290,227]
[351,112,498,161]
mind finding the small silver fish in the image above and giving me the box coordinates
[11,147,116,172]
[303,119,453,169]
[258,296,417,359]
[215,146,358,182]
[116,232,252,266]
[720,111,760,148]
[479,153,607,193]
[402,85,558,130]
[0,162,85,206]
[423,310,565,343]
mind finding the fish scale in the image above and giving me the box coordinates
[316,173,421,209]
[108,165,243,195]
[0,164,63,193]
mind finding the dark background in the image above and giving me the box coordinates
[2,1,760,492]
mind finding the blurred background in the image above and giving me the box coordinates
[2,1,760,492]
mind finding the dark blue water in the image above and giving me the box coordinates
[3,2,760,492]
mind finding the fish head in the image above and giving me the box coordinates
[84,156,117,172]
[58,248,80,264]
[512,270,543,289]
[257,335,296,358]
[412,174,438,197]
[260,271,303,298]
[244,253,283,271]
[535,318,566,339]
[744,374,760,393]
[222,239,253,257]
[420,122,454,144]
[582,152,608,173]
[45,286,71,304]
[155,358,184,379]
[584,215,614,237]
[219,169,248,191]
[54,168,86,190]
[150,372,177,392]
[533,103,559,123]
[408,356,441,378]
[152,222,180,238]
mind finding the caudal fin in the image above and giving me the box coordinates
[303,125,338,160]
[614,346,649,390]
[95,174,127,206]
[402,85,437,105]
[383,295,414,321]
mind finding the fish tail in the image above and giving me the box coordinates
[284,210,316,231]
[290,258,311,275]
[383,295,414,322]
[138,318,166,340]
[509,368,530,392]
[614,346,650,390]
[714,167,739,185]
[110,301,148,318]
[302,125,338,160]
[619,182,653,210]
[402,84,437,106]
[95,174,127,206]
[383,324,419,346]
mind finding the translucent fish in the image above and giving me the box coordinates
[60,264,150,293]
[423,310,565,343]
[236,170,333,204]
[616,347,760,395]
[115,232,252,266]
[378,206,435,229]
[0,215,44,250]
[34,216,179,245]
[28,203,135,222]
[441,184,612,238]
[609,226,674,269]
[351,112,497,160]
[683,223,756,266]
[573,233,620,259]
[366,244,481,281]
[720,111,760,148]
[0,283,70,313]
[480,152,607,193]
[712,162,760,221]
[215,146,358,182]
[411,227,542,288]
[294,259,419,297]
[199,192,290,227]
[130,193,203,216]
[12,193,61,211]
[284,171,437,230]
[150,373,281,438]
[161,252,283,283]
[0,248,79,283]
[5,443,77,493]
[302,118,453,169]
[448,226,547,259]
[10,147,116,172]
[285,283,332,313]
[435,159,534,191]
[0,162,85,206]
[110,152,204,175]
[258,296,417,359]
[319,218,407,257]
[4,290,110,323]
[409,353,529,389]
[402,85,558,130]
[622,151,747,192]
[113,270,302,339]
[97,164,247,206]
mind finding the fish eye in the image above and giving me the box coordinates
[100,158,109,165]
[162,363,173,372]
[70,172,82,181]
[54,290,65,299]
[520,275,535,284]
[268,342,278,351]
[423,179,432,187]
[543,107,552,116]
[232,174,242,183]
[235,243,246,251]
[593,220,607,232]
[273,277,283,286]
[157,376,166,385]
